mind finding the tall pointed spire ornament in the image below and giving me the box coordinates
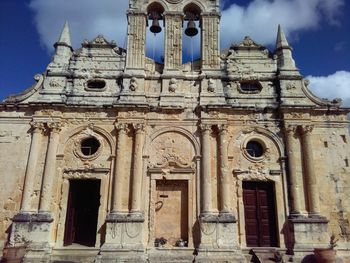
[275,24,297,72]
[54,21,72,49]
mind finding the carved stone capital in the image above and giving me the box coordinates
[115,123,129,133]
[217,124,228,134]
[30,121,45,133]
[299,125,314,135]
[199,124,212,133]
[133,123,145,133]
[47,122,63,134]
[284,125,297,135]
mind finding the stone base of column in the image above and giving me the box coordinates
[103,212,144,250]
[6,213,53,263]
[10,212,53,246]
[199,213,240,250]
[288,216,329,251]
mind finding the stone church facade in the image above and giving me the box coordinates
[1,0,350,262]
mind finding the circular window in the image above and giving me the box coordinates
[246,140,264,158]
[81,137,100,156]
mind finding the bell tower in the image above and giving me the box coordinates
[126,0,221,73]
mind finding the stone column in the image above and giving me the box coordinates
[39,122,62,214]
[200,124,212,214]
[201,13,221,70]
[218,124,230,213]
[164,12,183,72]
[112,123,129,213]
[20,122,45,213]
[284,125,302,215]
[131,123,145,216]
[300,125,320,215]
[126,11,147,70]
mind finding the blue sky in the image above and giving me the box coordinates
[0,0,349,105]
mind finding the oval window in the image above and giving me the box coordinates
[81,137,100,156]
[87,80,106,90]
[240,82,261,93]
[246,140,264,158]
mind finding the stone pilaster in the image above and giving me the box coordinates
[111,123,129,214]
[284,125,302,216]
[39,122,62,215]
[125,11,147,72]
[20,122,45,213]
[300,125,320,216]
[201,12,221,71]
[164,12,183,73]
[200,124,213,216]
[130,123,145,218]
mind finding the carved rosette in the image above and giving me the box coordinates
[169,78,177,93]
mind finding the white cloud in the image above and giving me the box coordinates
[30,0,344,53]
[29,0,128,52]
[220,0,344,48]
[308,71,350,107]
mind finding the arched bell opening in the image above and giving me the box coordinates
[146,2,165,64]
[182,3,201,68]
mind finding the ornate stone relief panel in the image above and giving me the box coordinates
[149,131,195,169]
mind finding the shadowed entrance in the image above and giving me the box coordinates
[64,180,101,247]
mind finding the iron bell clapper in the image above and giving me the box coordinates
[150,18,162,34]
[185,20,198,37]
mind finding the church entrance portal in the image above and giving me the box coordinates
[64,180,101,247]
[155,180,189,247]
[243,181,278,247]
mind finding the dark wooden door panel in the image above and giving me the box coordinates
[243,182,278,247]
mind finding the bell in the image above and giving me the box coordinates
[150,19,162,34]
[185,20,198,37]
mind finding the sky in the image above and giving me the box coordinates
[0,0,349,106]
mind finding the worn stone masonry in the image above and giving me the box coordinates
[1,0,350,262]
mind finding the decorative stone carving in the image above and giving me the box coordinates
[169,78,177,93]
[72,125,104,161]
[30,121,45,133]
[208,79,216,93]
[129,77,138,91]
[149,132,195,169]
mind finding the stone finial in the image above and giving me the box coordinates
[55,21,72,48]
[275,24,297,71]
[276,24,290,50]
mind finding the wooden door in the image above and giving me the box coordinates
[155,180,188,246]
[243,181,277,247]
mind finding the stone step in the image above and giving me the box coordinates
[246,248,287,263]
[50,246,99,263]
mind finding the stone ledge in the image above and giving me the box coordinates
[289,215,329,224]
[200,213,237,223]
[12,212,54,223]
[106,212,145,223]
